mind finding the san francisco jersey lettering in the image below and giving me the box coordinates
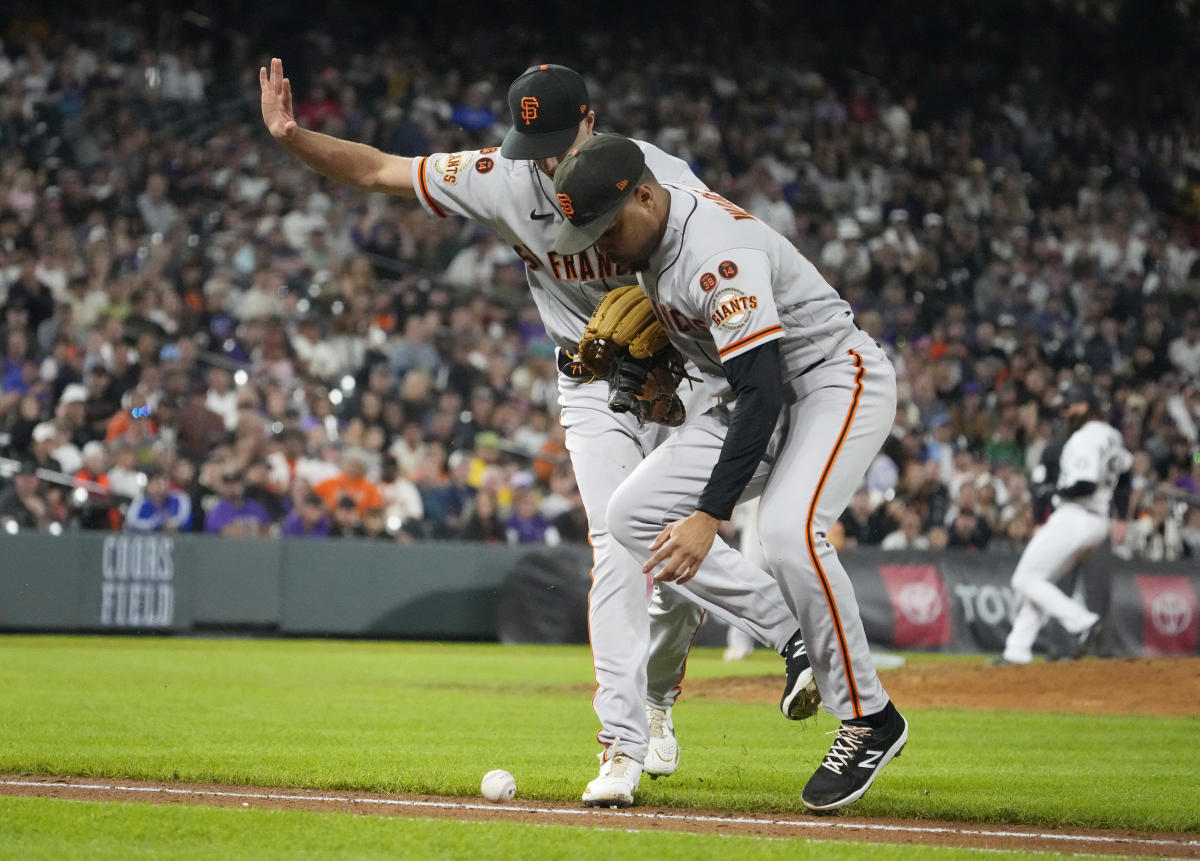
[412,144,703,351]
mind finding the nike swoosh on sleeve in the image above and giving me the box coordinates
[530,210,554,221]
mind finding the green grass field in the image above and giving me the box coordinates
[0,635,1196,859]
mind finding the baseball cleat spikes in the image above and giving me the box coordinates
[781,633,821,720]
[582,751,641,808]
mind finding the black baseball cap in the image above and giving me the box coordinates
[500,64,590,160]
[552,134,646,255]
[1060,382,1099,412]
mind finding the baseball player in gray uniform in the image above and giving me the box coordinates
[552,134,909,812]
[998,384,1133,664]
[260,60,817,808]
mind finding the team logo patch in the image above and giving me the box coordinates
[433,152,468,184]
[520,96,539,125]
[480,146,498,154]
[709,286,758,331]
[699,272,718,292]
[616,179,628,191]
[474,157,495,174]
[557,193,575,218]
[718,260,739,279]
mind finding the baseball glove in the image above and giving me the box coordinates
[577,285,687,427]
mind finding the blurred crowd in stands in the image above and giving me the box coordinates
[1,6,1198,560]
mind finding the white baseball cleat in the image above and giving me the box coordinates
[643,706,679,778]
[582,750,642,808]
[723,641,755,661]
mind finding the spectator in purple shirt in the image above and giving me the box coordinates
[504,487,559,546]
[281,491,331,538]
[205,470,271,537]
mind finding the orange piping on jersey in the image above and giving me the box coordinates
[416,157,447,219]
[667,608,706,703]
[806,348,866,717]
[717,324,782,358]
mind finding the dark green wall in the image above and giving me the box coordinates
[0,534,528,639]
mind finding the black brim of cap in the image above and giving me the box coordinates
[552,195,629,256]
[501,124,581,160]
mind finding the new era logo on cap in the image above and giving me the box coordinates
[501,64,591,160]
[551,134,646,255]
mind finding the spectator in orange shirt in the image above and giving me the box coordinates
[105,389,158,443]
[74,440,120,530]
[311,448,382,515]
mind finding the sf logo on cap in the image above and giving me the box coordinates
[520,96,539,125]
[556,193,575,218]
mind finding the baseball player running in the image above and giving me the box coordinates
[260,60,817,807]
[997,383,1133,664]
[552,134,908,812]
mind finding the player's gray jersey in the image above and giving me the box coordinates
[637,185,858,389]
[411,142,703,351]
[1057,420,1133,515]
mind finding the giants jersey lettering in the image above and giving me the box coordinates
[639,185,858,382]
[412,142,704,351]
[1058,420,1133,514]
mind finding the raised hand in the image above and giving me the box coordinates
[259,57,298,139]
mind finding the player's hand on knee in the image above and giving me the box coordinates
[644,511,719,585]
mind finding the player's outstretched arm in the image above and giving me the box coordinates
[259,57,416,198]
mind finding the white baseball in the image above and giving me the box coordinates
[481,769,517,803]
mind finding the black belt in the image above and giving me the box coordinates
[557,349,587,378]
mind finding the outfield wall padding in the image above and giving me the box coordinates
[0,533,1195,656]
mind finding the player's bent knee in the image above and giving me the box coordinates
[606,483,658,550]
[1009,568,1042,596]
[756,508,814,563]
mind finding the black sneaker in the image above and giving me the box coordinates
[780,630,821,720]
[1070,618,1104,660]
[801,701,908,812]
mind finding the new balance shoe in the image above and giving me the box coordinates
[801,701,908,812]
[643,706,679,778]
[582,749,642,808]
[780,632,821,720]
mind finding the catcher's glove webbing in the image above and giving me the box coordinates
[577,285,686,427]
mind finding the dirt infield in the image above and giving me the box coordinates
[687,656,1200,717]
[4,657,1197,856]
[2,775,1198,857]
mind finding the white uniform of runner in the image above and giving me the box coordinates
[411,147,801,760]
[1001,419,1133,664]
[607,184,897,720]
